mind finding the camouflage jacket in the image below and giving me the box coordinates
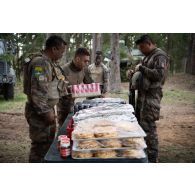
[139,48,169,88]
[62,61,93,85]
[88,63,109,93]
[58,61,93,112]
[136,48,169,121]
[24,53,68,114]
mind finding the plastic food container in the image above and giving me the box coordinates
[72,137,147,150]
[72,148,146,159]
[72,120,146,140]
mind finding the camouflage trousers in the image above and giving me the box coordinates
[25,102,56,163]
[136,88,162,162]
[57,97,74,128]
[139,119,158,163]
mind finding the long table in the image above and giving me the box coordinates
[44,113,148,163]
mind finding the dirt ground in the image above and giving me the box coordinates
[0,73,195,163]
[157,74,195,163]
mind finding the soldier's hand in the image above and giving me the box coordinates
[126,69,134,80]
[66,94,74,101]
[67,86,72,94]
[45,111,55,125]
[135,64,141,72]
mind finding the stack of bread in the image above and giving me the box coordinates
[71,103,147,159]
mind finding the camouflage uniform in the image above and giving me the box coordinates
[24,53,67,162]
[134,48,169,162]
[88,63,109,94]
[57,61,93,127]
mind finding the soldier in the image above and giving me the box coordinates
[24,35,67,162]
[88,51,109,97]
[57,47,93,127]
[129,34,169,163]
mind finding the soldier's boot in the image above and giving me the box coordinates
[29,142,51,163]
[140,120,159,163]
[147,150,159,163]
[145,131,159,163]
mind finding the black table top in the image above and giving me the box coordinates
[44,113,148,163]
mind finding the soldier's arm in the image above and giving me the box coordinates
[139,56,166,82]
[30,59,52,114]
[83,66,93,84]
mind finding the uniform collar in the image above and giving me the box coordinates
[70,61,82,72]
[147,47,158,56]
[42,51,53,63]
[42,51,59,67]
[95,62,103,67]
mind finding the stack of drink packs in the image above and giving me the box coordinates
[71,98,147,159]
[70,83,101,98]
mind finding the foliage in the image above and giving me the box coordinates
[120,67,128,82]
[0,33,193,81]
[0,33,46,80]
[0,53,15,62]
[148,33,189,73]
[120,48,128,59]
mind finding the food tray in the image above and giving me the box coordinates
[72,137,147,151]
[72,149,146,159]
[72,120,146,140]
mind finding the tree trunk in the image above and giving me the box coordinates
[16,34,21,81]
[81,33,84,46]
[109,33,121,92]
[59,33,68,66]
[191,34,195,75]
[46,33,52,39]
[166,33,174,75]
[92,33,102,63]
[166,33,171,53]
[186,33,195,75]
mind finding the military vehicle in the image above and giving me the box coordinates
[0,39,16,100]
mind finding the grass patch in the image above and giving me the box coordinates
[162,89,195,104]
[1,81,194,112]
[0,82,27,112]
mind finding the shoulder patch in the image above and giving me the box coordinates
[33,65,45,79]
[34,66,44,73]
